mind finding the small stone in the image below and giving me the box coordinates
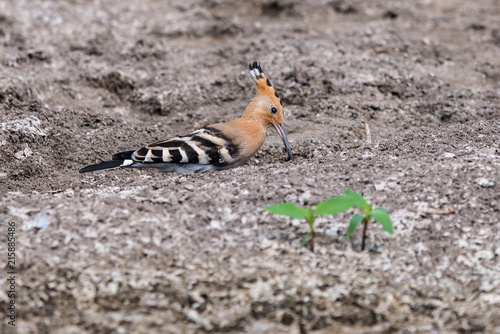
[260,239,273,250]
[374,181,386,191]
[14,145,33,160]
[443,152,455,158]
[210,220,222,229]
[184,309,200,323]
[475,250,494,260]
[476,178,494,188]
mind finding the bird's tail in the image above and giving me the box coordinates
[79,150,135,173]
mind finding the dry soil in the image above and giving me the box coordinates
[0,0,499,333]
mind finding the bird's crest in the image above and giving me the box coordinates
[248,61,283,106]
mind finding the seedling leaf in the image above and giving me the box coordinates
[347,213,364,237]
[316,197,356,216]
[344,190,369,210]
[266,203,309,219]
[370,207,393,234]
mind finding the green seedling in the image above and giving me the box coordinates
[266,190,393,252]
[265,202,318,252]
[317,190,393,250]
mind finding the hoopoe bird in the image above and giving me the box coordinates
[79,62,293,174]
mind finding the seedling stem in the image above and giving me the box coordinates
[361,217,369,251]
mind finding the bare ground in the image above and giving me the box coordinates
[0,0,499,333]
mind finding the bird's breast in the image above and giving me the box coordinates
[211,119,266,165]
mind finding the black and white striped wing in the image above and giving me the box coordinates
[132,127,240,169]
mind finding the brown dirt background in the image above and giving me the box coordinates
[1,0,499,333]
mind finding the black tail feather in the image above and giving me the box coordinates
[79,160,124,173]
[112,150,135,160]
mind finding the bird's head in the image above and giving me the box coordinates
[244,62,293,160]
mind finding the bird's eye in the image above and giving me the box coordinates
[271,107,278,114]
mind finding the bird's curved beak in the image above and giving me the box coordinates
[272,120,293,161]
